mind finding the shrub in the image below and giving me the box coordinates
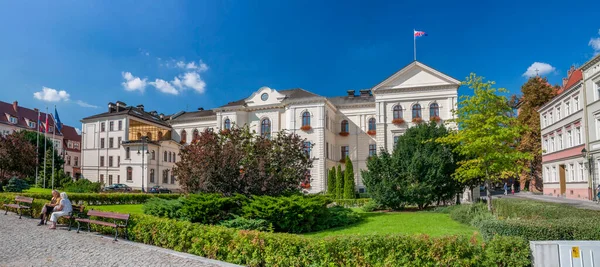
[219,216,272,232]
[4,177,30,192]
[324,206,361,228]
[449,203,487,225]
[335,198,370,208]
[142,197,183,219]
[361,199,382,212]
[178,193,248,224]
[62,179,102,193]
[483,235,530,267]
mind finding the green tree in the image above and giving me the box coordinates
[327,167,336,195]
[0,131,37,181]
[4,176,30,192]
[344,156,355,199]
[22,131,64,173]
[516,77,557,192]
[438,73,531,211]
[336,165,344,199]
[362,123,460,210]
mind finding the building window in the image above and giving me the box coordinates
[393,105,403,119]
[173,153,176,162]
[74,157,78,166]
[117,175,120,183]
[164,151,168,161]
[552,166,557,182]
[146,132,152,141]
[369,144,376,157]
[158,131,163,140]
[556,106,561,121]
[126,147,130,159]
[394,136,400,148]
[341,146,349,160]
[100,156,105,167]
[28,121,36,128]
[569,164,575,182]
[101,122,105,132]
[118,137,121,148]
[302,112,311,127]
[430,103,439,118]
[137,132,142,140]
[261,118,271,138]
[9,117,17,124]
[303,142,311,157]
[325,114,329,130]
[224,119,231,130]
[181,130,187,143]
[171,174,175,184]
[109,137,114,148]
[168,152,172,162]
[341,120,349,133]
[565,101,571,116]
[67,156,71,166]
[193,129,199,142]
[543,115,547,127]
[150,169,155,183]
[368,118,376,131]
[549,137,554,152]
[127,167,133,181]
[579,162,585,181]
[549,112,553,124]
[100,174,104,184]
[100,138,105,149]
[163,169,169,183]
[109,121,114,131]
[576,127,582,145]
[558,134,563,150]
[108,156,113,167]
[574,97,580,111]
[412,104,422,119]
[108,175,113,185]
[117,156,120,167]
[118,120,123,131]
[151,150,155,160]
[567,130,573,147]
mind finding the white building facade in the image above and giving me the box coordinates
[81,61,459,193]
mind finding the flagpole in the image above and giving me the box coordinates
[35,110,40,187]
[43,107,48,188]
[413,29,416,61]
[51,105,56,190]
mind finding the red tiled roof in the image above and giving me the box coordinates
[0,100,61,135]
[61,125,80,152]
[557,69,583,95]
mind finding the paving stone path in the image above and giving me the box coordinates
[0,213,240,267]
[502,192,600,211]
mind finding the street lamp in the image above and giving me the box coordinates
[581,148,595,201]
[137,136,150,192]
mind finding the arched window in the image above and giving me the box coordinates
[180,130,187,143]
[150,169,155,183]
[162,169,169,183]
[136,132,142,140]
[158,131,163,140]
[192,129,199,142]
[127,167,133,181]
[168,152,172,162]
[173,153,176,162]
[430,103,439,118]
[151,150,155,160]
[224,119,231,130]
[341,120,349,133]
[302,112,311,127]
[146,132,152,141]
[261,118,271,138]
[164,151,168,161]
[412,104,422,119]
[125,147,131,159]
[368,118,376,131]
[393,105,403,119]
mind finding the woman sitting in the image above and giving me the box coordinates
[48,192,72,230]
[38,190,61,226]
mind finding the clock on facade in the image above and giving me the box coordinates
[261,93,269,101]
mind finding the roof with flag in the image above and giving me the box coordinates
[0,100,63,136]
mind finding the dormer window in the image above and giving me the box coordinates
[28,121,36,128]
[9,116,17,124]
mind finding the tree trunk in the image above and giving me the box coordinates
[485,169,493,212]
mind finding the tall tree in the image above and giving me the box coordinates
[336,165,344,199]
[22,131,64,172]
[516,77,557,191]
[0,131,37,182]
[344,156,356,199]
[327,167,336,195]
[438,73,531,211]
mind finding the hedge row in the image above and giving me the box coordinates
[334,198,370,208]
[0,192,180,205]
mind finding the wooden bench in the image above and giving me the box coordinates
[47,204,85,231]
[75,210,130,241]
[3,196,34,219]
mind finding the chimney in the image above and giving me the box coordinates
[359,89,371,97]
[116,101,127,112]
[346,90,356,97]
[567,65,575,77]
[562,77,569,87]
[198,107,204,111]
[34,108,39,112]
[159,113,165,119]
[150,111,158,116]
[12,101,18,113]
[108,102,116,113]
[136,104,144,111]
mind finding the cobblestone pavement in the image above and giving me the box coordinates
[0,213,241,267]
[501,192,600,211]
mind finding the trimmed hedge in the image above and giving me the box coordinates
[1,192,180,205]
[334,198,370,208]
[109,214,530,266]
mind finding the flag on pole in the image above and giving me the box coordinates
[413,29,427,61]
[414,30,427,38]
[45,112,49,133]
[38,111,44,133]
[54,107,62,134]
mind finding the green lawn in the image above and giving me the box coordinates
[90,204,144,215]
[304,209,477,238]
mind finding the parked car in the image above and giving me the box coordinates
[103,183,132,192]
[149,186,171,194]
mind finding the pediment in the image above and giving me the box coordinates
[371,61,460,91]
[245,86,287,107]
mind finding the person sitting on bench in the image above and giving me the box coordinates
[48,192,72,230]
[38,190,61,226]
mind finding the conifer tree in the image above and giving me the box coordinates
[336,165,344,199]
[344,156,356,199]
[327,167,336,195]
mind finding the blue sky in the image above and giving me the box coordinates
[1,0,599,129]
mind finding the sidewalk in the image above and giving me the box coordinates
[500,192,600,211]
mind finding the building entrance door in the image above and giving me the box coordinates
[559,164,566,196]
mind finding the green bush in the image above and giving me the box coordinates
[178,193,248,224]
[62,179,102,193]
[335,198,370,208]
[218,216,272,232]
[92,214,530,266]
[325,206,361,228]
[449,203,488,225]
[4,177,30,192]
[142,197,183,219]
[361,199,382,212]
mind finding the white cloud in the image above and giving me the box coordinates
[75,128,81,135]
[590,29,600,55]
[121,72,147,92]
[522,62,556,77]
[75,100,98,108]
[33,87,70,102]
[150,79,179,95]
[179,72,206,93]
